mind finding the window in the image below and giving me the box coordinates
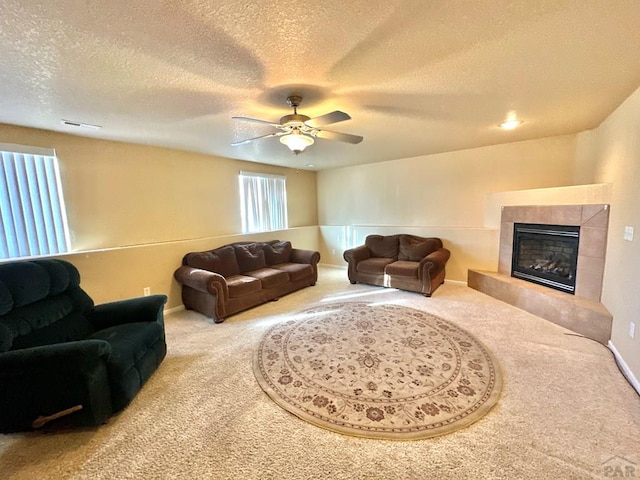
[239,171,288,233]
[0,143,70,260]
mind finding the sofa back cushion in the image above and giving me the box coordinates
[365,235,400,259]
[234,243,267,272]
[263,240,292,265]
[0,279,13,317]
[7,293,95,351]
[0,261,51,310]
[0,260,95,352]
[398,236,442,261]
[185,245,240,278]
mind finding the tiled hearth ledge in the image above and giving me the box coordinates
[468,270,612,344]
[468,204,612,345]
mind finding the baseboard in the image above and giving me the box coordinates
[318,263,347,270]
[608,340,640,395]
[165,305,185,315]
[445,279,467,286]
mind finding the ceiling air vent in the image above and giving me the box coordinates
[61,120,102,130]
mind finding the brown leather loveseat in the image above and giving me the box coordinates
[174,240,320,322]
[343,234,450,296]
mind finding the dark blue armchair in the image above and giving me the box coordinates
[0,259,167,432]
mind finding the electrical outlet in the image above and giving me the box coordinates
[623,226,634,241]
[332,249,336,255]
[629,322,636,339]
[143,287,151,296]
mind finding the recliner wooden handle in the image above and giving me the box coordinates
[31,404,83,429]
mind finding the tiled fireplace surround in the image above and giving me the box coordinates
[468,204,612,344]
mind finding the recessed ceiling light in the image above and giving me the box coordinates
[305,164,316,168]
[499,113,522,130]
[499,119,523,130]
[61,119,102,130]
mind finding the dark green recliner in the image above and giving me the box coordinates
[0,259,167,433]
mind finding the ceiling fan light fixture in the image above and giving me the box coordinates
[232,95,362,152]
[280,131,314,154]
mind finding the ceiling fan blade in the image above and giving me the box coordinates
[231,132,284,146]
[305,111,351,127]
[315,130,363,144]
[232,116,282,128]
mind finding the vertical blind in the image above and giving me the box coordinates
[239,171,288,233]
[0,143,70,259]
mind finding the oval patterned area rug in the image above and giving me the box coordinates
[253,302,502,440]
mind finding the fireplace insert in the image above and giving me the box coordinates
[511,223,580,294]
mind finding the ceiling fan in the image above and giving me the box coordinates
[231,96,363,154]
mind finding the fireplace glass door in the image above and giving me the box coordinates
[511,223,580,294]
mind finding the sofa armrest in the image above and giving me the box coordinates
[88,295,168,330]
[343,245,371,264]
[290,248,321,265]
[343,245,371,283]
[0,340,111,371]
[174,266,229,304]
[418,248,451,280]
[0,340,113,432]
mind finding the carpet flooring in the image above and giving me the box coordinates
[1,266,639,479]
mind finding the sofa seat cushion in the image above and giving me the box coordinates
[246,268,290,289]
[271,263,313,282]
[89,322,165,410]
[226,275,262,298]
[357,257,396,275]
[385,261,419,279]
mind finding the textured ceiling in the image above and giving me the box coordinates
[2,1,640,170]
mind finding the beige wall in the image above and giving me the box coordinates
[0,123,319,308]
[484,183,612,228]
[317,135,578,277]
[575,86,640,388]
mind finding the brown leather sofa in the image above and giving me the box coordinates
[343,234,450,296]
[174,240,320,322]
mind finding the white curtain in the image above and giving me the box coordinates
[0,143,70,259]
[239,172,288,233]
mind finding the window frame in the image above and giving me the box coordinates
[0,143,71,260]
[238,171,288,234]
